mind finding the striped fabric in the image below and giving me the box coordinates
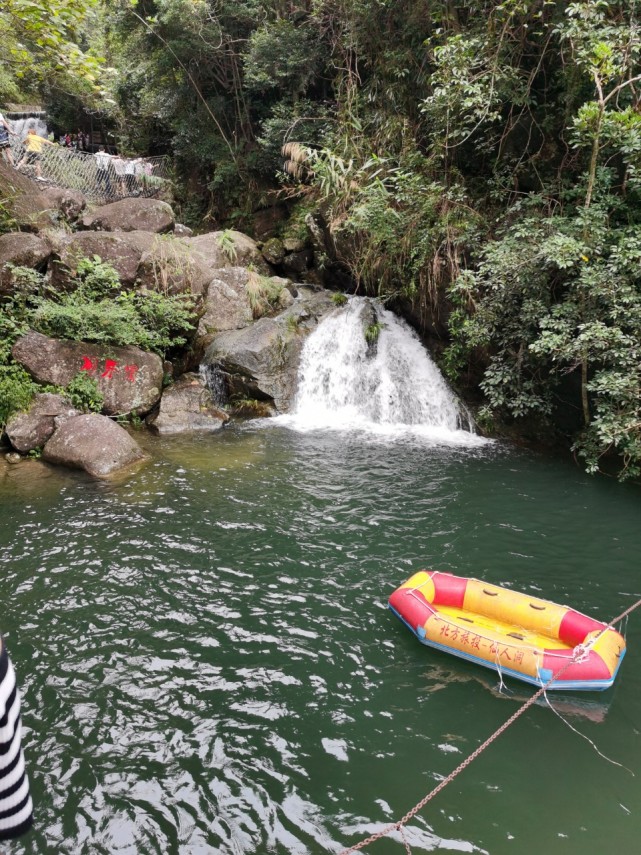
[0,640,33,840]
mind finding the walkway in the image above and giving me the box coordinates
[8,141,171,203]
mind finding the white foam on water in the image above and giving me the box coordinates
[273,297,489,447]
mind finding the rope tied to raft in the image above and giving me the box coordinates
[571,642,589,663]
[338,593,641,855]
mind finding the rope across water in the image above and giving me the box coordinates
[339,595,641,854]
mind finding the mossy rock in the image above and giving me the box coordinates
[261,238,286,266]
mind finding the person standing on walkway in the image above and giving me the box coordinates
[0,637,34,841]
[94,146,114,196]
[123,157,140,194]
[17,128,55,179]
[0,112,16,166]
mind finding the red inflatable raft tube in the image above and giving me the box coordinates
[388,571,626,691]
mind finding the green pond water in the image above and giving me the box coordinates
[1,425,640,855]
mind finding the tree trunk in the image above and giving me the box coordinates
[581,351,590,427]
[584,107,603,209]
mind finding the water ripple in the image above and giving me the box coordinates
[1,429,641,853]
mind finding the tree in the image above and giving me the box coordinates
[558,0,641,209]
[0,0,107,103]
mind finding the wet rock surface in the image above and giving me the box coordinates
[5,393,79,453]
[204,289,335,412]
[147,372,229,435]
[42,413,147,478]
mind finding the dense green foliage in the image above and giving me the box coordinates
[0,0,108,105]
[0,363,35,429]
[98,0,335,216]
[31,256,196,354]
[0,271,34,428]
[65,371,104,413]
[449,195,641,477]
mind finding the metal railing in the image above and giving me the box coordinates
[7,141,172,203]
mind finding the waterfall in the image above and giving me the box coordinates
[6,113,49,142]
[282,297,484,444]
[199,363,227,406]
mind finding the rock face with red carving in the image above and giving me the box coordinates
[42,413,147,478]
[12,331,164,416]
[5,393,79,453]
[147,373,229,435]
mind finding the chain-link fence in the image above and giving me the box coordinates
[7,141,172,203]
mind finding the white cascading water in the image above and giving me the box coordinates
[7,115,49,141]
[282,297,485,444]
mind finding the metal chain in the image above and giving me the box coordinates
[339,594,641,855]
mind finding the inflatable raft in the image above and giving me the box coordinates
[388,571,626,691]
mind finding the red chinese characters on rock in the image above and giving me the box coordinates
[101,359,117,379]
[124,364,138,383]
[81,357,139,383]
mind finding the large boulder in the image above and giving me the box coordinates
[12,331,164,416]
[52,230,156,288]
[261,238,285,266]
[196,267,255,338]
[196,269,296,351]
[136,236,212,297]
[0,232,51,295]
[38,186,86,223]
[147,373,229,435]
[0,160,87,232]
[203,288,335,412]
[5,393,79,453]
[205,317,301,412]
[42,413,146,478]
[81,198,175,233]
[186,230,271,275]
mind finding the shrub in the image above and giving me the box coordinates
[29,256,197,356]
[217,230,238,263]
[130,289,197,354]
[65,372,104,413]
[246,272,283,319]
[365,321,384,343]
[0,364,35,428]
[32,296,148,347]
[74,256,121,297]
